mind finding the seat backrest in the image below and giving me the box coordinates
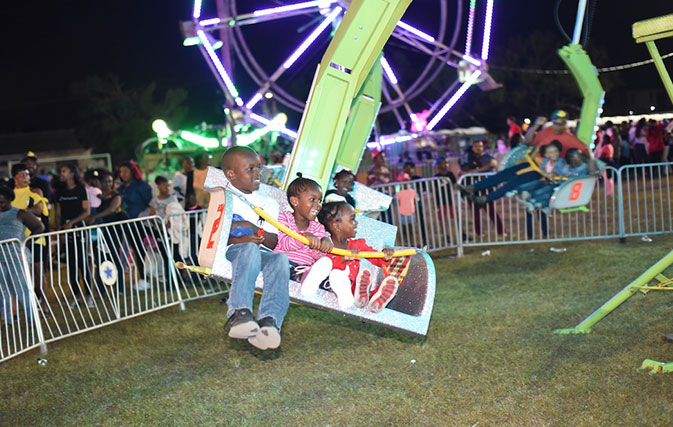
[549,176,597,209]
[498,144,530,171]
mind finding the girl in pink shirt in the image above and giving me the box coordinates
[274,174,333,279]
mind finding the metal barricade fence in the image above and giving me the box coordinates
[0,238,45,363]
[619,163,673,238]
[371,177,460,251]
[25,216,184,346]
[456,168,621,251]
[163,209,229,300]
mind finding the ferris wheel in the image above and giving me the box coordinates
[182,0,498,139]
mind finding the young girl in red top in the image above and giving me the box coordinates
[301,201,398,312]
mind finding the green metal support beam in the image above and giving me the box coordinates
[557,44,605,146]
[335,54,383,173]
[283,0,412,191]
[554,249,673,335]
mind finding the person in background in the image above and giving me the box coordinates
[118,160,153,291]
[459,140,504,238]
[632,118,649,165]
[84,169,102,216]
[324,169,356,207]
[434,156,457,221]
[149,175,183,284]
[54,164,93,308]
[366,150,392,187]
[118,161,152,220]
[172,156,193,208]
[191,153,211,210]
[524,110,588,157]
[647,119,665,164]
[10,163,50,314]
[507,117,522,141]
[0,186,44,325]
[21,152,52,202]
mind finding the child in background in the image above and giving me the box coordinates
[274,173,333,280]
[149,176,180,219]
[301,201,397,312]
[324,169,356,207]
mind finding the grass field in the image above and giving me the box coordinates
[3,237,673,425]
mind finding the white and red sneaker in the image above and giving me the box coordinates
[367,276,399,313]
[354,269,371,308]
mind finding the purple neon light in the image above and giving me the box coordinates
[283,6,342,69]
[253,0,336,17]
[235,97,244,107]
[426,71,481,130]
[396,21,435,43]
[245,93,263,109]
[193,0,203,19]
[481,0,494,60]
[197,30,239,98]
[380,56,399,85]
[462,55,481,66]
[250,113,298,139]
[199,17,221,26]
[465,0,476,55]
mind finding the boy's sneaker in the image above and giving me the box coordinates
[354,269,371,308]
[368,276,399,313]
[248,317,281,350]
[226,308,259,339]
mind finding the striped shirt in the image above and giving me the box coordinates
[273,211,329,265]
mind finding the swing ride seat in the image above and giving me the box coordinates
[549,175,597,211]
[195,167,435,337]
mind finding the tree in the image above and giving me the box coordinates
[70,74,188,164]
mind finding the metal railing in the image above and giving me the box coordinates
[372,163,673,255]
[371,177,460,251]
[163,209,229,300]
[25,216,184,346]
[0,238,45,363]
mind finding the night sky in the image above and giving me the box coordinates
[1,0,671,135]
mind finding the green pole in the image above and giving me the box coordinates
[644,40,673,104]
[557,44,604,146]
[554,249,673,334]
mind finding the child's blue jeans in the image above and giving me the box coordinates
[225,243,290,328]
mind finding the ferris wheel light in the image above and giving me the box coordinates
[465,0,476,55]
[197,30,240,98]
[253,0,337,17]
[481,0,494,60]
[462,55,481,66]
[426,71,481,130]
[249,113,298,139]
[193,0,202,19]
[283,6,342,69]
[246,93,263,110]
[199,17,221,27]
[396,21,435,43]
[380,56,399,85]
[235,97,244,107]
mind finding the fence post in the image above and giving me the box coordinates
[617,166,626,242]
[19,239,48,355]
[160,216,186,311]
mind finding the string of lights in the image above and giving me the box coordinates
[490,52,673,75]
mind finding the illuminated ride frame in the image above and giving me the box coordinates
[184,0,499,191]
[554,13,673,374]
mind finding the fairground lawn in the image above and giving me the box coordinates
[3,237,673,425]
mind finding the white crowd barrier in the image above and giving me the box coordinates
[371,177,460,251]
[24,216,184,348]
[163,209,229,300]
[0,238,45,363]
